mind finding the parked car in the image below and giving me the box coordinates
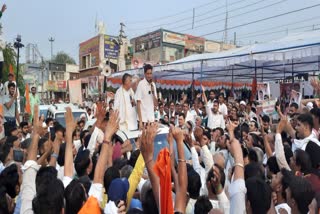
[46,104,88,127]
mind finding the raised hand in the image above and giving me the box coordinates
[95,102,107,130]
[1,4,6,13]
[104,110,120,141]
[140,123,158,162]
[171,127,184,143]
[65,107,77,134]
[32,105,43,135]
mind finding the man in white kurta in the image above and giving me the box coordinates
[114,73,138,131]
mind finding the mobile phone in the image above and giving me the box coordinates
[13,150,24,162]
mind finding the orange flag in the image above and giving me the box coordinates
[154,148,174,214]
[9,64,16,80]
[25,84,31,114]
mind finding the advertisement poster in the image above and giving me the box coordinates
[134,30,161,52]
[257,82,271,101]
[88,76,99,96]
[69,79,82,104]
[104,35,119,59]
[162,31,186,46]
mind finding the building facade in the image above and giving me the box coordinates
[130,29,236,68]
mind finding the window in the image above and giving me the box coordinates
[81,54,91,69]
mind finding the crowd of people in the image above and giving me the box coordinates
[0,63,320,214]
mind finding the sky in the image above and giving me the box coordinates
[4,0,320,64]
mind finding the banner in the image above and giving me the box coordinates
[45,81,67,92]
[88,76,99,95]
[134,30,161,52]
[131,57,144,69]
[162,31,186,46]
[69,79,83,104]
[185,35,205,52]
[104,35,119,59]
[257,82,271,101]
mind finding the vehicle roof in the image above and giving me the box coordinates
[48,104,86,113]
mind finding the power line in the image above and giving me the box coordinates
[238,23,320,40]
[171,0,267,30]
[125,0,222,25]
[179,0,287,32]
[126,0,250,32]
[238,15,320,38]
[193,3,320,38]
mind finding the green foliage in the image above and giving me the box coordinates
[52,51,76,65]
[2,43,25,95]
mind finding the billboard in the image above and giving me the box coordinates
[104,35,119,59]
[162,31,186,46]
[133,30,161,52]
[79,36,100,67]
[185,35,205,52]
[204,40,221,53]
[45,80,67,92]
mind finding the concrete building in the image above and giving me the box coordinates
[78,33,129,98]
[130,29,236,67]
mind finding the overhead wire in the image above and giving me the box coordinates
[125,0,223,25]
[178,0,287,32]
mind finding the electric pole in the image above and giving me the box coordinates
[117,23,126,72]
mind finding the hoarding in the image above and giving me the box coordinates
[185,35,205,52]
[104,35,119,59]
[162,31,186,46]
[134,30,161,52]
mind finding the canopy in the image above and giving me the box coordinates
[108,30,320,90]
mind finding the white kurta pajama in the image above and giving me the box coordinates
[114,86,138,131]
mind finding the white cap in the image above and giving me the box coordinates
[240,101,246,106]
[306,102,313,110]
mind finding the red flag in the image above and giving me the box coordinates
[25,84,31,114]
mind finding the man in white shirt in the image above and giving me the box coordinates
[206,100,225,130]
[207,90,216,109]
[182,102,197,124]
[135,64,158,129]
[218,93,228,118]
[114,73,138,131]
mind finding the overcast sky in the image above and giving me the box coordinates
[4,0,320,63]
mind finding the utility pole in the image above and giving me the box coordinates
[192,8,195,29]
[221,0,229,51]
[117,23,126,72]
[49,37,55,61]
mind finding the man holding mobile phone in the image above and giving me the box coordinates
[135,64,158,130]
[2,82,20,136]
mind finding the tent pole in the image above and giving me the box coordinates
[191,68,195,101]
[261,66,264,82]
[292,59,294,84]
[231,66,234,97]
[200,60,204,87]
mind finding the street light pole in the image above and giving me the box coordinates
[14,35,24,120]
[49,37,55,61]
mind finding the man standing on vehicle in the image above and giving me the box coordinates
[30,86,40,121]
[2,82,20,136]
[114,73,138,131]
[135,64,158,129]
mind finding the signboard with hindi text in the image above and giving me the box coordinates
[162,31,186,46]
[104,35,119,59]
[133,30,161,52]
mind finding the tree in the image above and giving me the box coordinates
[2,43,25,95]
[52,51,76,65]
